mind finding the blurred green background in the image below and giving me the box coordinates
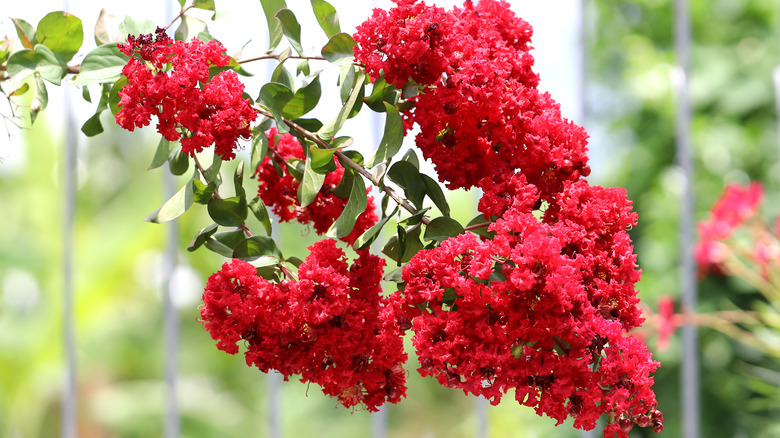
[2,0,780,436]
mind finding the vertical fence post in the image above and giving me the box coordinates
[62,63,78,438]
[162,172,180,438]
[673,0,700,437]
[475,396,488,438]
[268,371,282,438]
[162,3,180,437]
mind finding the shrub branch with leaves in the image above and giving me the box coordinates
[0,0,663,436]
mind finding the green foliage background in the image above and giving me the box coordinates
[589,0,780,436]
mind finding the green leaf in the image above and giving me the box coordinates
[119,16,157,37]
[94,9,123,45]
[70,43,129,86]
[12,18,37,49]
[205,228,247,257]
[234,161,246,199]
[318,69,364,139]
[233,236,283,261]
[168,149,190,176]
[29,73,48,124]
[326,175,367,239]
[145,179,195,223]
[193,178,216,204]
[249,197,272,235]
[339,65,356,103]
[291,118,323,138]
[401,149,419,169]
[299,157,326,207]
[310,0,340,38]
[367,102,403,167]
[297,59,310,76]
[250,129,269,174]
[258,0,288,52]
[309,143,345,171]
[6,45,67,85]
[208,196,248,227]
[422,174,450,217]
[149,138,172,170]
[257,82,294,128]
[321,32,355,66]
[283,74,321,119]
[387,161,425,209]
[203,154,222,181]
[35,12,83,62]
[275,9,304,56]
[382,225,423,264]
[339,150,363,165]
[271,63,295,90]
[108,76,127,116]
[8,83,30,97]
[193,0,217,18]
[0,41,11,66]
[354,206,398,250]
[423,217,464,242]
[81,85,91,102]
[187,223,219,252]
[364,75,400,112]
[83,83,111,135]
[331,167,354,199]
[81,112,104,136]
[175,15,208,42]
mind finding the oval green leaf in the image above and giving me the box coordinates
[423,217,465,242]
[233,236,283,261]
[35,12,83,62]
[208,196,248,227]
[321,32,355,66]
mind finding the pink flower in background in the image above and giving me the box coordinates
[654,296,682,352]
[695,182,763,276]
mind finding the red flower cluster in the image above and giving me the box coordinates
[355,1,661,436]
[354,0,589,193]
[200,239,407,412]
[116,28,257,160]
[695,182,763,275]
[256,128,378,245]
[390,176,660,436]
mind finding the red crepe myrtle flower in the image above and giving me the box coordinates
[389,176,660,436]
[354,0,589,192]
[201,240,408,412]
[256,128,378,245]
[116,28,257,159]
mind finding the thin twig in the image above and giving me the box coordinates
[464,222,489,232]
[238,55,326,65]
[164,5,195,31]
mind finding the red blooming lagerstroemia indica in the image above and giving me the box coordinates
[190,0,661,435]
[116,28,258,160]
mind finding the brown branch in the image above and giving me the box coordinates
[164,5,195,31]
[254,106,430,226]
[193,154,254,237]
[464,221,489,232]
